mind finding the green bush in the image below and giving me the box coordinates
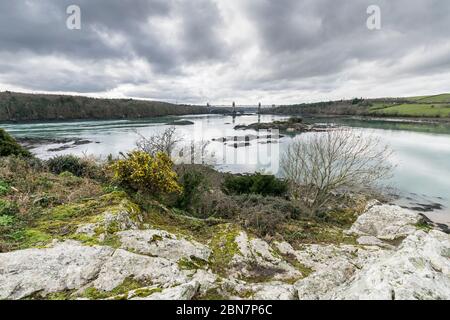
[0,215,14,227]
[109,151,182,195]
[0,179,10,196]
[288,117,303,124]
[194,190,241,219]
[47,155,87,177]
[236,194,297,236]
[176,170,206,212]
[0,200,19,216]
[241,206,287,237]
[223,173,288,197]
[0,129,31,158]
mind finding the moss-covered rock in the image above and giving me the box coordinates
[208,224,242,275]
[7,191,142,250]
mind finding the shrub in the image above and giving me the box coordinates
[0,215,14,227]
[109,151,182,195]
[241,206,287,237]
[0,129,31,158]
[288,117,303,124]
[46,155,104,180]
[0,179,10,196]
[223,173,288,197]
[0,200,19,216]
[176,170,206,211]
[47,155,85,177]
[194,190,241,219]
[282,129,392,216]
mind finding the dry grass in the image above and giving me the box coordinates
[0,156,104,217]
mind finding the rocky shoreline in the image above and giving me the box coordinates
[1,200,449,300]
[16,137,96,152]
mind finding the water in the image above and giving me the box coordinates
[3,114,450,223]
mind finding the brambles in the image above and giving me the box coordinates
[236,194,295,236]
[110,151,182,195]
[223,173,288,197]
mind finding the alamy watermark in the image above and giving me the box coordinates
[367,5,381,30]
[66,4,382,31]
[169,124,281,174]
[66,5,81,30]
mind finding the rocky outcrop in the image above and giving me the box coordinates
[1,203,449,300]
[117,229,211,262]
[90,249,190,292]
[131,281,200,300]
[0,241,114,300]
[231,232,301,281]
[292,204,450,300]
[347,201,421,241]
[330,230,450,300]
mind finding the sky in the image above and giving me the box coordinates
[0,0,449,105]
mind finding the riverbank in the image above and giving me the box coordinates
[264,93,450,120]
[1,130,450,300]
[0,91,207,123]
[309,114,450,125]
[3,114,449,224]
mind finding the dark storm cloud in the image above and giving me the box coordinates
[0,0,229,91]
[239,0,450,83]
[0,0,449,100]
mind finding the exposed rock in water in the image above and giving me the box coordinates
[166,120,195,126]
[1,201,449,300]
[16,137,94,151]
[234,119,337,133]
[212,133,284,148]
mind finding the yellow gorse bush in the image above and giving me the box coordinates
[110,151,182,195]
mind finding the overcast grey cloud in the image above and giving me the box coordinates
[0,0,449,104]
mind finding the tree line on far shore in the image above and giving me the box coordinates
[0,91,207,122]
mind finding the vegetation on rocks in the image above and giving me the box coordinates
[1,129,421,301]
[223,173,288,197]
[0,129,385,254]
[110,151,182,196]
[47,155,103,180]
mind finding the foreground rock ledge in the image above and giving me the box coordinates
[1,203,449,300]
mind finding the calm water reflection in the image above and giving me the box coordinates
[3,114,450,222]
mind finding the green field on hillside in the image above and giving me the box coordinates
[370,103,450,117]
[413,94,450,104]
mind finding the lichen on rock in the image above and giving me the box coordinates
[1,201,449,300]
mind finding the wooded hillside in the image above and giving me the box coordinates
[0,92,207,122]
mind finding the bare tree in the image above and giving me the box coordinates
[135,127,181,156]
[175,139,216,165]
[136,128,215,165]
[281,129,393,215]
